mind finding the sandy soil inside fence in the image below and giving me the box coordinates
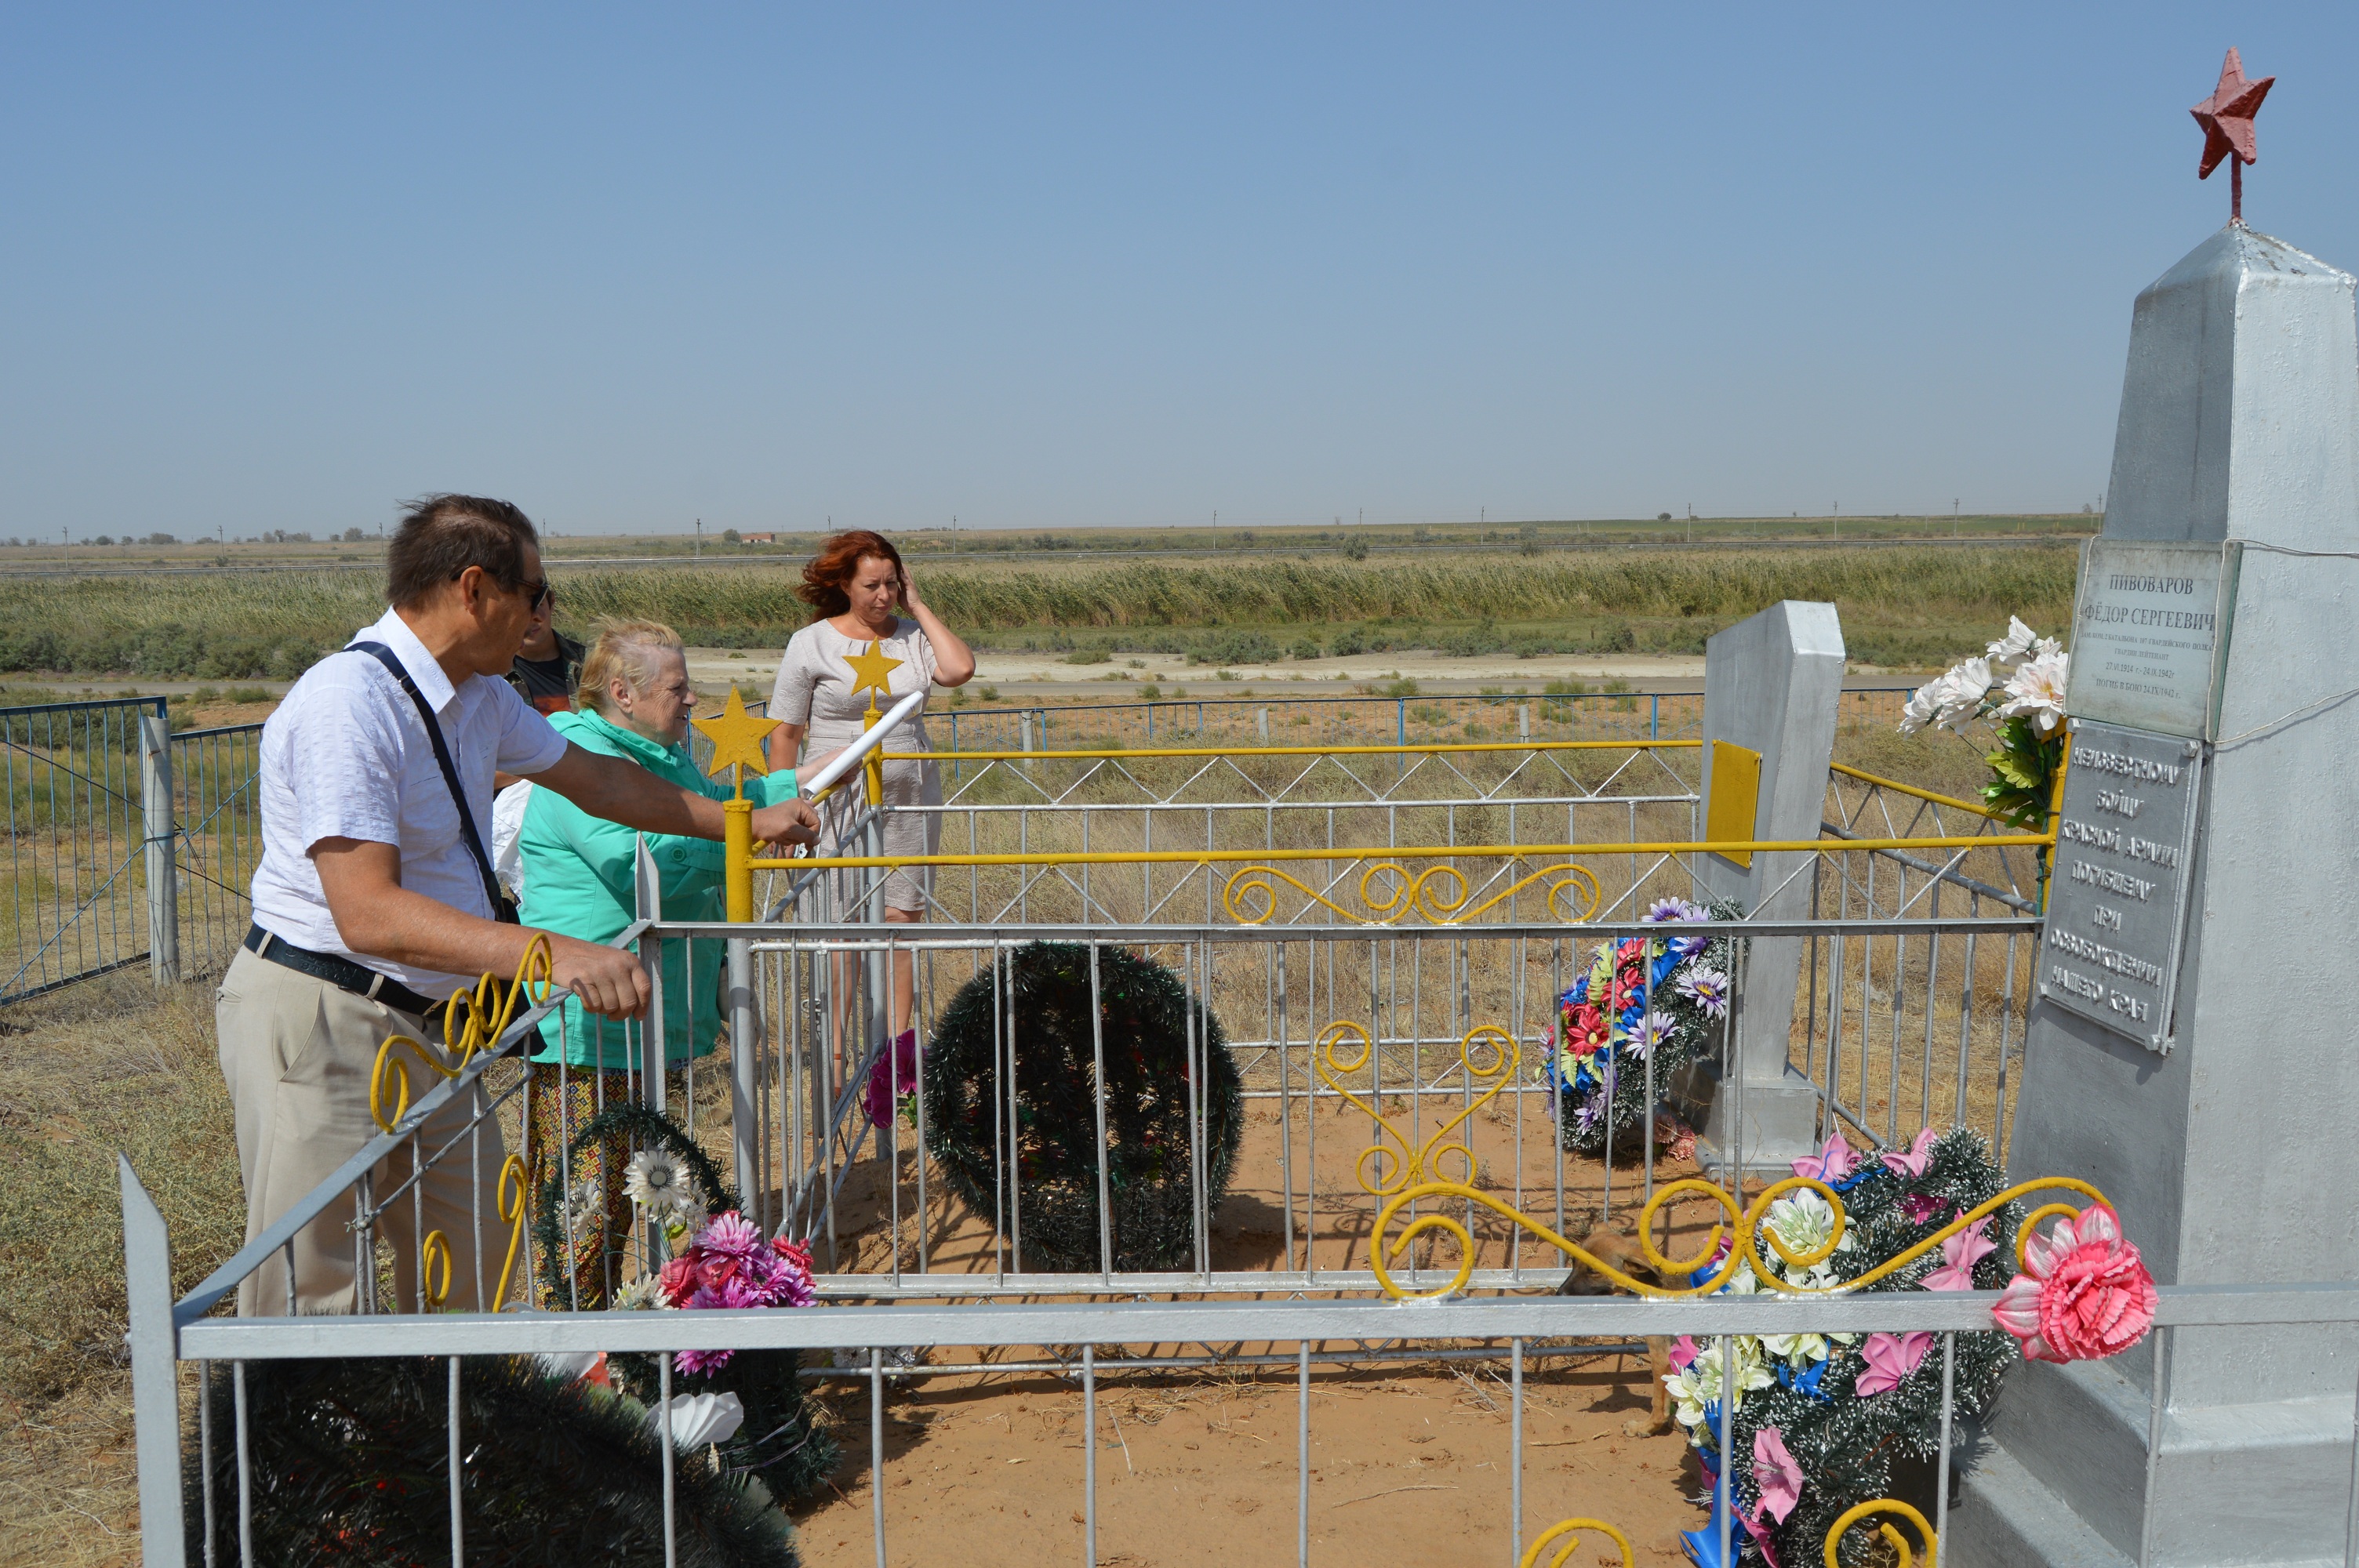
[783,1359,1704,1566]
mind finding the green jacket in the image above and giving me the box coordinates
[518,707,795,1069]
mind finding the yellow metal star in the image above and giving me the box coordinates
[844,638,903,708]
[691,686,778,791]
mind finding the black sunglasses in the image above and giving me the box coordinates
[519,578,554,614]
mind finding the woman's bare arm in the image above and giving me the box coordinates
[900,569,976,686]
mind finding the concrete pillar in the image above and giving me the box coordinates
[138,713,178,984]
[1690,600,1845,1173]
[1953,224,2359,1566]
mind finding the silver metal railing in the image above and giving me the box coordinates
[120,1161,2359,1568]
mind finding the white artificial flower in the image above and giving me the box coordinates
[1996,648,2070,735]
[536,1349,605,1382]
[1899,679,1939,735]
[1986,616,2038,662]
[1763,1189,1853,1267]
[1931,657,1994,728]
[1760,1330,1831,1369]
[613,1276,669,1311]
[2032,636,2063,660]
[1663,1338,1773,1430]
[653,1390,746,1450]
[623,1150,699,1218]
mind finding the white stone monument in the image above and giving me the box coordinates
[1952,222,2359,1565]
[1691,600,1844,1173]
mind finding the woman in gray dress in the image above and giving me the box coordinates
[766,530,976,1100]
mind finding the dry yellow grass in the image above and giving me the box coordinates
[0,975,242,1567]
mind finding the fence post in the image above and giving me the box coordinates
[727,935,758,1210]
[140,711,180,984]
[120,1156,190,1566]
[634,837,667,1112]
[1650,693,1660,740]
[1518,703,1530,739]
[1256,707,1268,742]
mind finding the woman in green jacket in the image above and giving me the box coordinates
[518,618,795,1308]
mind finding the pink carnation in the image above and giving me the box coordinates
[1991,1204,2157,1363]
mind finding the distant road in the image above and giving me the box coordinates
[0,530,2093,581]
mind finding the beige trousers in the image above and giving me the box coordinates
[216,946,507,1316]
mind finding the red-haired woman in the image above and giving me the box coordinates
[765,531,975,1073]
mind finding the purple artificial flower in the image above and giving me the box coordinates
[1641,896,1707,925]
[1624,1009,1678,1058]
[863,1028,920,1131]
[1674,967,1729,1018]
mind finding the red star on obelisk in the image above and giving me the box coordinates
[2190,47,2273,223]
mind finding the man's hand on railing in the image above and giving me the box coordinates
[548,932,654,1018]
[751,798,821,850]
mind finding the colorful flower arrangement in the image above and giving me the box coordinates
[534,1104,838,1501]
[1898,615,2070,829]
[1539,897,1733,1155]
[1669,1126,2157,1566]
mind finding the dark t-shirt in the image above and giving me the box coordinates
[507,632,585,717]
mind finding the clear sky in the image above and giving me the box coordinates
[5,5,2357,539]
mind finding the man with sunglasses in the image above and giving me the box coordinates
[503,576,584,717]
[218,493,819,1315]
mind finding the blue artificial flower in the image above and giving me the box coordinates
[1776,1356,1834,1403]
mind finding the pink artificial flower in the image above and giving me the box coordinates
[676,1346,732,1377]
[1921,1218,1996,1292]
[698,1211,765,1260]
[772,1235,815,1274]
[1853,1330,1933,1396]
[1790,1132,1858,1185]
[1667,1335,1699,1372]
[1900,1192,1949,1225]
[1750,1427,1804,1524]
[1991,1204,2157,1363]
[1880,1127,1939,1179]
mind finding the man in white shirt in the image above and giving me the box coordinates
[220,494,816,1315]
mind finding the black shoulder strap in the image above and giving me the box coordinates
[348,641,521,924]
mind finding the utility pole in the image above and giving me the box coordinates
[1833,502,1839,541]
[695,518,702,561]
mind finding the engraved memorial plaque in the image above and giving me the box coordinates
[2063,539,2239,739]
[2037,719,2203,1052]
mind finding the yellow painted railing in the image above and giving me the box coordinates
[727,830,2055,926]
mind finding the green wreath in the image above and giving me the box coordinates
[923,942,1242,1272]
[185,1355,801,1567]
[533,1102,838,1504]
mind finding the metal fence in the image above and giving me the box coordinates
[118,912,2359,1565]
[0,687,1914,1003]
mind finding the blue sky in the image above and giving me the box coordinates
[5,5,2356,538]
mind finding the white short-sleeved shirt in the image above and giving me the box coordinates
[249,608,570,998]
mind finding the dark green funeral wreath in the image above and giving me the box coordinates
[184,1354,803,1567]
[923,942,1243,1272]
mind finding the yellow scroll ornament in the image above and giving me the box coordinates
[1522,1518,1634,1568]
[1223,858,1600,927]
[1313,1022,1518,1197]
[1823,1497,1936,1566]
[1317,1018,2120,1301]
[414,1152,528,1311]
[369,935,554,1133]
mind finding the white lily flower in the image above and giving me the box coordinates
[1899,680,1939,735]
[1760,1330,1831,1367]
[1663,1338,1774,1429]
[1997,649,2070,735]
[1986,616,2038,661]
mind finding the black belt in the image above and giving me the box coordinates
[243,925,450,1025]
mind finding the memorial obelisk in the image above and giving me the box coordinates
[1952,52,2359,1566]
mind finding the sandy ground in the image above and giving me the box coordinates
[768,1087,1737,1566]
